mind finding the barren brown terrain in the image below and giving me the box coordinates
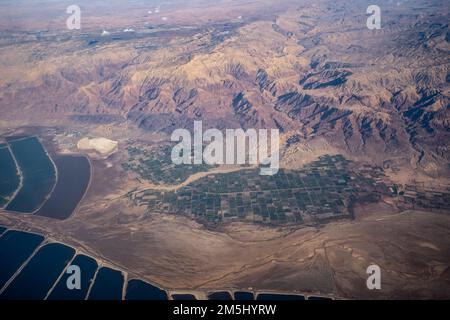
[0,0,449,299]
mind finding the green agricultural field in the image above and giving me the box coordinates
[123,144,213,185]
[131,155,392,226]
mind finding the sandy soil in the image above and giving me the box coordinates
[77,137,118,157]
[1,190,449,299]
[1,126,449,299]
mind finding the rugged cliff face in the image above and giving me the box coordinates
[0,0,448,179]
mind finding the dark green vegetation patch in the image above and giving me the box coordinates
[122,144,213,185]
[130,155,390,225]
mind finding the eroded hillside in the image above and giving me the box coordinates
[0,0,448,180]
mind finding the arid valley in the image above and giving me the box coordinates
[0,0,449,300]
